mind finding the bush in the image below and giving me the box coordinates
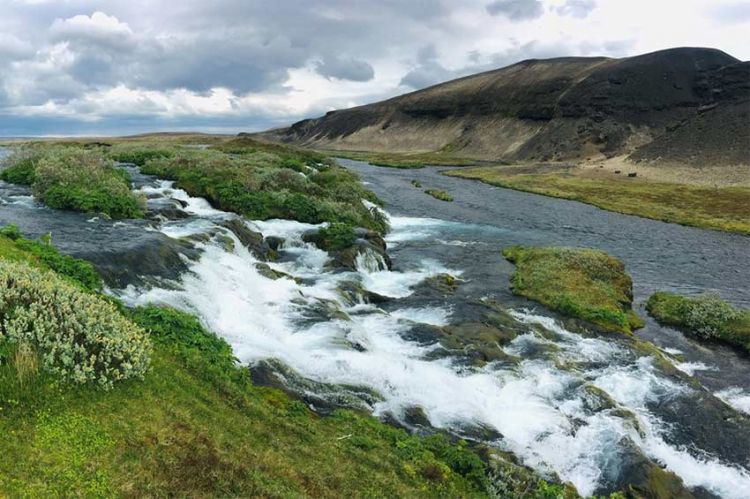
[316,223,357,251]
[647,291,750,353]
[109,147,174,166]
[0,260,151,387]
[32,150,143,219]
[681,292,740,339]
[0,149,41,185]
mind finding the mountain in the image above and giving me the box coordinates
[279,48,750,165]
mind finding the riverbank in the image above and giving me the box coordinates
[444,163,750,235]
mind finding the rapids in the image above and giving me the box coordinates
[1,149,749,497]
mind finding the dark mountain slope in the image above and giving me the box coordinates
[280,48,749,165]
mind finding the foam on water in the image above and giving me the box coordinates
[115,183,750,498]
[715,387,750,416]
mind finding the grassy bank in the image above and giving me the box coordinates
[137,137,388,234]
[1,147,144,219]
[425,188,454,202]
[446,166,750,235]
[503,246,643,334]
[328,150,479,169]
[647,292,750,354]
[0,227,580,497]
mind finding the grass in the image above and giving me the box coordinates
[138,138,389,234]
[1,147,144,219]
[445,166,750,235]
[328,150,479,169]
[0,225,578,497]
[646,292,750,354]
[425,188,454,202]
[503,246,644,334]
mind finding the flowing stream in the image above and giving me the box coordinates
[1,149,749,497]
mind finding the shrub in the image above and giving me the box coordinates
[681,292,740,339]
[0,260,151,387]
[316,223,357,251]
[32,150,143,219]
[0,149,41,185]
[109,147,174,166]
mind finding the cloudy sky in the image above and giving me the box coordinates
[1,0,748,136]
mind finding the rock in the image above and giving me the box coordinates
[403,406,432,428]
[220,218,274,260]
[265,236,285,251]
[628,172,638,177]
[249,359,382,414]
[337,280,390,305]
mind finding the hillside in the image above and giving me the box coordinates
[279,47,750,167]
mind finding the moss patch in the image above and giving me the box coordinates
[425,188,454,202]
[503,246,643,334]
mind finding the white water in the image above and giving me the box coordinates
[116,181,750,498]
[716,387,750,416]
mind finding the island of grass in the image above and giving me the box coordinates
[0,226,581,497]
[1,147,144,219]
[503,246,644,334]
[425,188,454,202]
[646,292,750,354]
[446,165,750,235]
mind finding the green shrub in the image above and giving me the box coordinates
[0,149,41,185]
[32,150,143,219]
[0,260,151,387]
[109,146,174,166]
[316,223,357,251]
[647,291,750,353]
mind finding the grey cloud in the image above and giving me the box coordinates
[315,56,375,82]
[486,0,544,20]
[709,2,750,23]
[556,0,596,19]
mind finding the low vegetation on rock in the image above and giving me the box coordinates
[425,188,454,202]
[503,246,644,334]
[1,147,144,219]
[647,291,750,353]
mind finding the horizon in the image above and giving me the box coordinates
[1,0,748,136]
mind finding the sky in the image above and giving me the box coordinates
[0,0,748,136]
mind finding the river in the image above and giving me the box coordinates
[1,149,749,497]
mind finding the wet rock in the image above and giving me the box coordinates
[265,235,285,251]
[303,227,391,271]
[76,232,199,288]
[403,406,432,428]
[613,440,694,499]
[220,218,274,260]
[249,358,382,414]
[337,280,390,305]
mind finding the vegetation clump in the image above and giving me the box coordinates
[503,246,644,333]
[1,147,144,219]
[109,145,175,166]
[647,291,750,353]
[140,142,387,233]
[425,188,454,202]
[0,260,151,388]
[315,223,357,251]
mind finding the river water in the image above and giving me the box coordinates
[1,149,749,497]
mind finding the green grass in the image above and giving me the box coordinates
[1,147,144,219]
[503,246,644,334]
[445,167,750,235]
[315,222,357,251]
[328,150,479,169]
[425,188,454,202]
[647,292,750,354]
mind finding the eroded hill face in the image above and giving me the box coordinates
[281,48,749,165]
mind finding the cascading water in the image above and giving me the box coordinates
[3,155,749,498]
[111,177,750,498]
